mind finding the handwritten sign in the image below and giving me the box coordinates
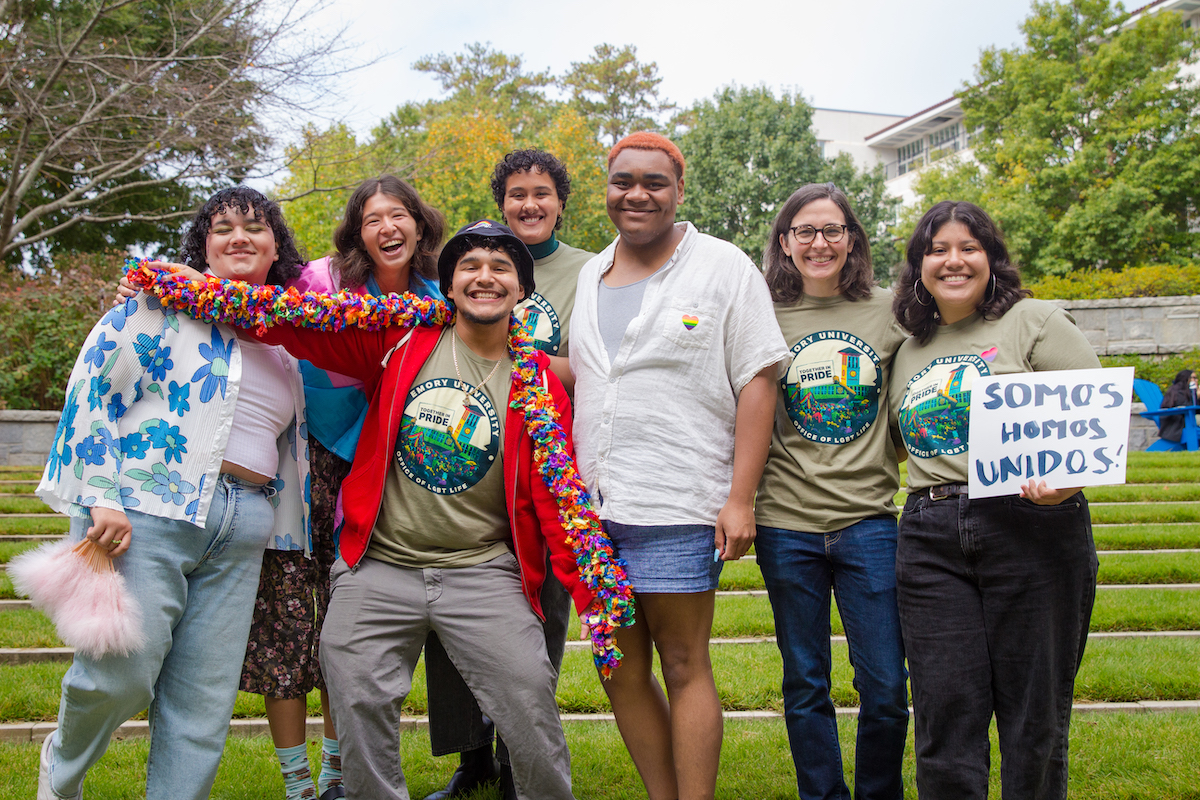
[968,367,1134,499]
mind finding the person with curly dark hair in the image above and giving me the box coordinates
[423,149,596,800]
[889,200,1100,799]
[37,187,311,800]
[115,176,445,800]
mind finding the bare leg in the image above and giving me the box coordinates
[321,690,335,739]
[641,591,722,800]
[265,696,309,748]
[598,597,678,800]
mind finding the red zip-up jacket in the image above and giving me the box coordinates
[257,323,595,619]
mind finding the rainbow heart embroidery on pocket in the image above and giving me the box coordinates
[980,346,998,362]
[682,315,699,330]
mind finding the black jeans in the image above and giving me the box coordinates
[896,491,1098,800]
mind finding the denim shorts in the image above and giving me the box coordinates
[603,521,724,593]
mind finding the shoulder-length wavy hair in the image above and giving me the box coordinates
[180,186,304,285]
[892,200,1029,344]
[331,176,445,289]
[763,183,874,304]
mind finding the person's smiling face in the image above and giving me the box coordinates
[359,191,422,276]
[205,205,278,284]
[606,148,683,248]
[780,198,853,298]
[503,168,563,246]
[447,246,525,326]
[920,220,992,325]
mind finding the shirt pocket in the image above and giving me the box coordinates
[659,301,718,351]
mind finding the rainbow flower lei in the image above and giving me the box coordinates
[125,259,635,676]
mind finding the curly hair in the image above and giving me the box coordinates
[180,187,304,284]
[893,200,1030,344]
[331,176,445,289]
[490,149,572,229]
[763,183,874,304]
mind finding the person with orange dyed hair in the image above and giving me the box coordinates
[569,132,788,799]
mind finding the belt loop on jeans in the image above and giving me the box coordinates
[926,483,968,501]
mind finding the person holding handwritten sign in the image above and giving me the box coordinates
[889,201,1100,800]
[755,183,910,800]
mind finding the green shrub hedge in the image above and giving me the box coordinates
[0,251,125,410]
[1027,264,1200,300]
[1099,350,1200,395]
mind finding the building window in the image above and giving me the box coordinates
[897,139,925,175]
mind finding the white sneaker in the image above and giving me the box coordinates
[37,731,82,800]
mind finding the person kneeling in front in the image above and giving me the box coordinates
[255,221,593,800]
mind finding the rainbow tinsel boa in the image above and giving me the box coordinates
[125,259,635,676]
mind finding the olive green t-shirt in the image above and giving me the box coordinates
[514,241,593,356]
[889,299,1101,490]
[755,288,910,533]
[367,327,514,568]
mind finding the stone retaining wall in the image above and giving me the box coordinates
[0,410,60,468]
[1051,296,1200,356]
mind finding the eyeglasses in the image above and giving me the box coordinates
[790,224,847,244]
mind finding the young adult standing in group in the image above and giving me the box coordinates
[755,183,910,800]
[569,132,787,800]
[115,175,446,800]
[890,200,1099,799]
[421,150,595,800]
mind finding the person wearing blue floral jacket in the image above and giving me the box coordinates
[35,187,311,800]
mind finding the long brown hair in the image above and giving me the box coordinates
[331,176,445,289]
[763,183,874,304]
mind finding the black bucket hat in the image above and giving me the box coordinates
[437,219,536,298]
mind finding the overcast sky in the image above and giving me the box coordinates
[299,0,1037,140]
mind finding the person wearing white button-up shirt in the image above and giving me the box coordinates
[569,133,788,800]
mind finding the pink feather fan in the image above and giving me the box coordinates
[9,538,146,658]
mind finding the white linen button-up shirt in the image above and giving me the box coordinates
[569,222,788,526]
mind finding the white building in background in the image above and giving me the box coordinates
[812,0,1200,208]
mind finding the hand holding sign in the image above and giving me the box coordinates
[967,367,1134,499]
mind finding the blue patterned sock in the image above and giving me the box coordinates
[318,737,343,795]
[276,743,316,800]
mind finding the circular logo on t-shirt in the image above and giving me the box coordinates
[396,379,500,494]
[783,330,882,444]
[897,355,990,458]
[514,292,561,354]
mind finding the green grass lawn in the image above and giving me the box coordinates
[1093,523,1200,549]
[1089,502,1200,525]
[0,516,68,536]
[0,497,52,514]
[0,540,39,563]
[2,713,1200,799]
[1086,483,1200,502]
[3,637,1197,722]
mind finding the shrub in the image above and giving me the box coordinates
[1027,264,1200,300]
[1099,350,1200,395]
[0,252,126,410]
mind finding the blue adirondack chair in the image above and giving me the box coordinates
[1133,378,1198,451]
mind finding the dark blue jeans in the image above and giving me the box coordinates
[896,491,1097,800]
[757,517,909,800]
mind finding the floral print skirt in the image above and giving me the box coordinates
[239,438,352,698]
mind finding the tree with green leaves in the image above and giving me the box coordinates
[0,0,349,268]
[908,0,1200,276]
[676,85,895,269]
[412,42,555,135]
[560,43,674,146]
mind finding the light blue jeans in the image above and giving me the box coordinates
[44,474,273,800]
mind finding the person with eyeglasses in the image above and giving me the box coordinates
[755,183,911,800]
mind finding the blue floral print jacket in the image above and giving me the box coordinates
[37,293,311,554]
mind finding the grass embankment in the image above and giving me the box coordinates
[3,715,1200,799]
[3,637,1198,723]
